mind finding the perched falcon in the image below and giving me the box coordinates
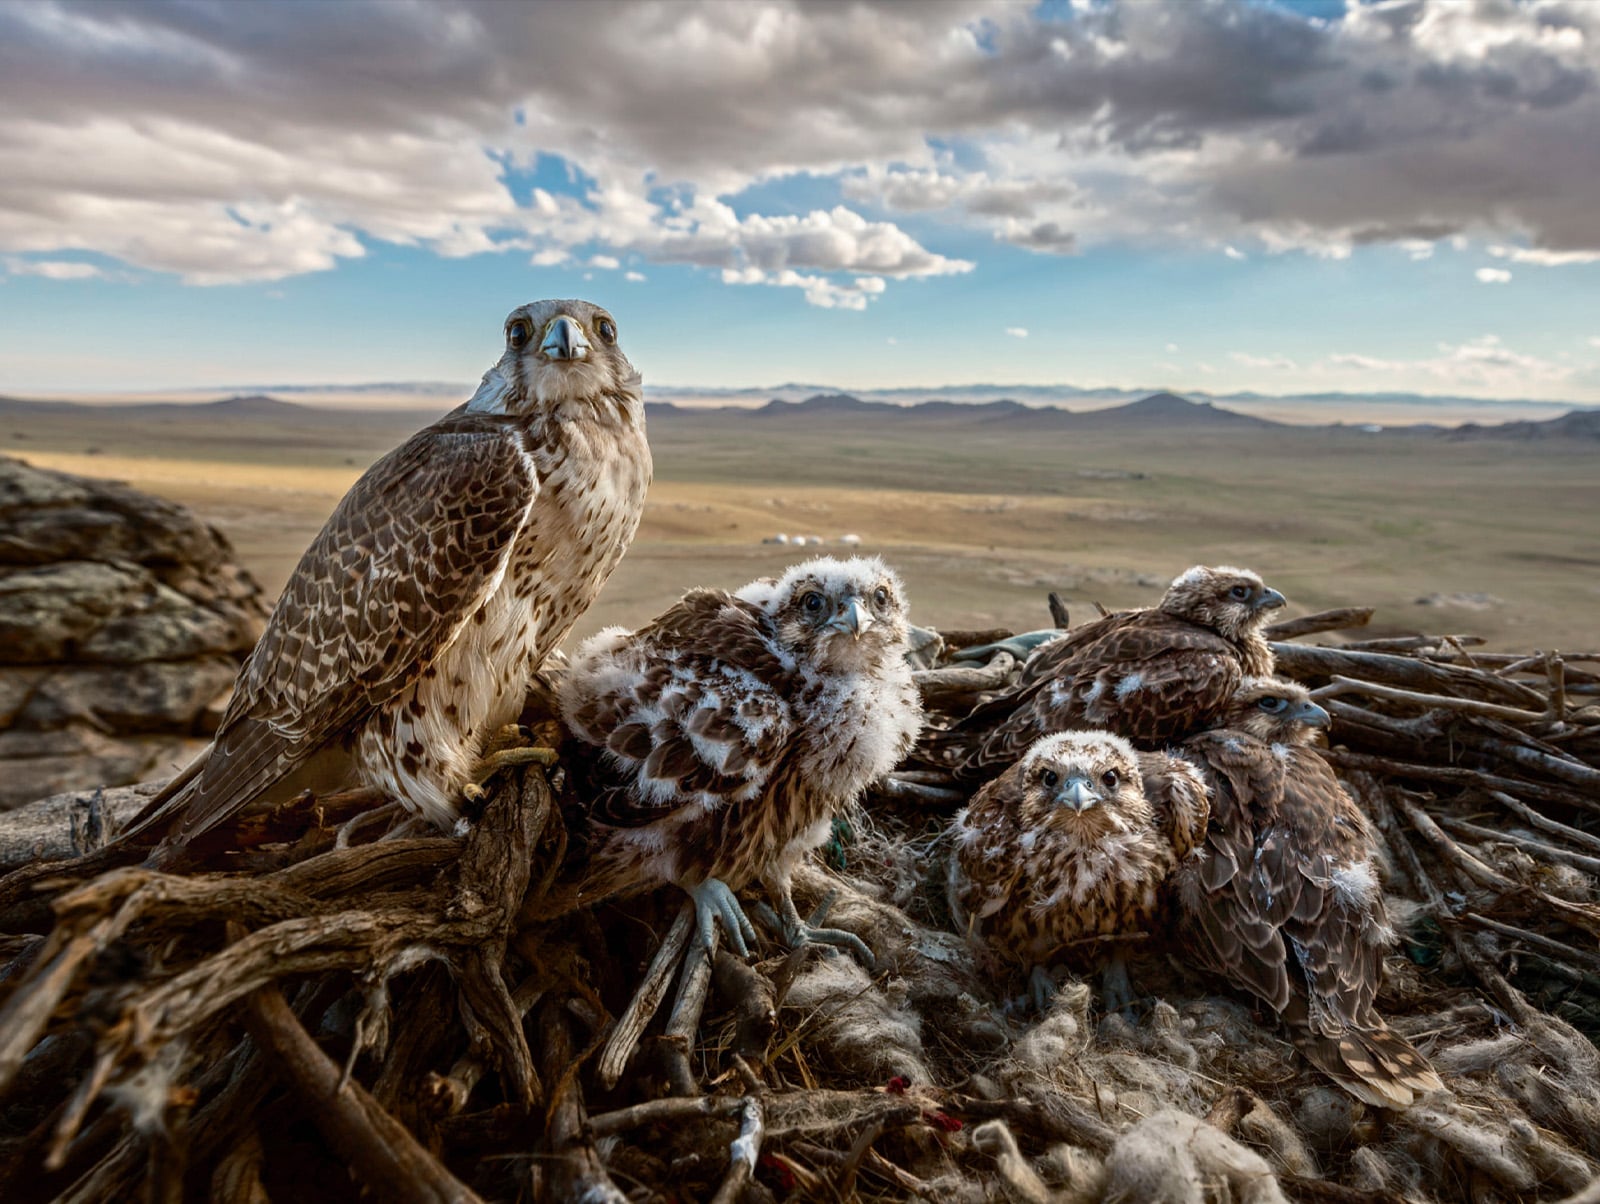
[544,556,923,957]
[1177,678,1444,1109]
[919,565,1285,782]
[947,730,1209,1012]
[125,300,651,856]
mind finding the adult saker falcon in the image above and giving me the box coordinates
[125,299,651,856]
[1177,677,1443,1109]
[918,565,1285,783]
[947,730,1209,1012]
[539,556,923,959]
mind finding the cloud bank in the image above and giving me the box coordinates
[1,0,1596,305]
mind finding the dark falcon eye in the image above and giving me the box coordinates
[1259,696,1288,712]
[1101,769,1119,789]
[507,319,533,350]
[873,586,889,607]
[596,318,617,345]
[1229,585,1250,601]
[802,591,825,613]
[1040,769,1060,789]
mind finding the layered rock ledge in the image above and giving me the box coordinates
[0,456,267,808]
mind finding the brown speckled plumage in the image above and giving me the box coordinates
[1177,679,1443,1109]
[126,299,650,852]
[947,731,1209,973]
[544,557,923,917]
[924,565,1285,783]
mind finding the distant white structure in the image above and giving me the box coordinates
[762,533,790,545]
[838,533,862,547]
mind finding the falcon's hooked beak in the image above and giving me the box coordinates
[540,316,590,362]
[1254,587,1287,611]
[1293,698,1331,728]
[1055,776,1100,812]
[823,596,874,639]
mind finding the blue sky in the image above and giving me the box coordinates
[2,0,1597,401]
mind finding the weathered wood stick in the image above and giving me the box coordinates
[1272,643,1548,708]
[1363,784,1534,1025]
[1486,791,1600,857]
[1464,734,1600,796]
[1342,634,1484,653]
[597,900,695,1089]
[242,970,483,1204]
[708,1095,765,1204]
[1437,816,1600,878]
[1313,675,1547,725]
[1264,607,1375,641]
[538,999,626,1204]
[588,1093,743,1138]
[661,931,716,1097]
[1393,794,1600,938]
[1323,749,1600,816]
[1460,914,1600,977]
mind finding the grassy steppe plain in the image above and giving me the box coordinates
[3,400,1597,651]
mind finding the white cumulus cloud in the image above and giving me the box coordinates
[1005,326,1028,339]
[1475,267,1512,284]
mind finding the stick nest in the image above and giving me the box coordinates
[1,601,1598,1203]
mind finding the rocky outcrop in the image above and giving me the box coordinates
[0,456,267,809]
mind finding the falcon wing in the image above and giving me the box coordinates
[132,412,539,845]
[1137,750,1211,861]
[570,590,797,829]
[1279,748,1388,1032]
[1178,730,1296,1012]
[948,783,1027,932]
[963,613,1242,773]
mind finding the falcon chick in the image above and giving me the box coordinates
[548,556,923,958]
[947,730,1209,1013]
[1178,678,1444,1109]
[921,564,1285,782]
[127,300,651,856]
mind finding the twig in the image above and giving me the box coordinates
[240,955,484,1204]
[598,899,695,1089]
[1271,643,1548,708]
[1459,914,1600,978]
[1322,749,1600,815]
[1264,607,1374,641]
[1047,592,1071,629]
[1312,675,1547,725]
[425,973,548,1115]
[709,1095,765,1204]
[1486,791,1600,857]
[661,930,716,1096]
[1392,793,1600,938]
[588,1093,744,1137]
[538,998,625,1204]
[1463,734,1600,796]
[1364,786,1534,1025]
[1437,816,1600,878]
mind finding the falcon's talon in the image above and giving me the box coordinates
[1100,955,1136,1019]
[776,887,874,969]
[688,878,756,957]
[1028,965,1060,1014]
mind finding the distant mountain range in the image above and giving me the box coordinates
[3,389,1597,440]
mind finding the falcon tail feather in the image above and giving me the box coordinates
[1295,1022,1444,1110]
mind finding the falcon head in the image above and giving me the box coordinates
[738,556,911,674]
[467,298,642,414]
[1006,730,1152,836]
[1224,676,1330,744]
[1159,564,1285,641]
